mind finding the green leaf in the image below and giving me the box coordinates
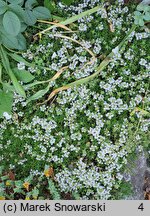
[8,53,34,67]
[13,188,24,193]
[31,188,39,198]
[0,64,2,83]
[143,12,150,21]
[1,31,26,50]
[16,33,26,50]
[137,4,145,11]
[0,90,13,118]
[7,0,24,4]
[0,34,2,45]
[134,18,139,25]
[24,9,37,26]
[1,32,19,49]
[15,180,23,188]
[0,0,7,15]
[25,0,37,9]
[2,82,15,92]
[3,11,21,36]
[139,18,145,26]
[134,11,142,16]
[20,23,27,32]
[13,68,35,83]
[27,84,50,103]
[8,3,26,22]
[0,46,26,97]
[33,6,50,19]
[44,0,55,12]
[1,175,9,181]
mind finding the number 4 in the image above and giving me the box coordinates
[138,203,144,211]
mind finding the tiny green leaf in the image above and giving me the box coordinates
[139,18,145,26]
[3,11,21,36]
[134,11,142,16]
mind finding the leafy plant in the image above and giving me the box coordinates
[0,0,51,50]
[0,0,51,118]
[134,3,150,26]
[0,165,61,200]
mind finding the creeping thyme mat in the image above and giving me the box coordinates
[0,0,150,200]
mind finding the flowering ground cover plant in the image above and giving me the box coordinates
[0,0,150,200]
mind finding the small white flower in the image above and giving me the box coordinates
[3,112,12,120]
[17,62,25,70]
[112,46,119,55]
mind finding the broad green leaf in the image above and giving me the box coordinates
[3,11,21,36]
[13,68,35,83]
[8,3,26,22]
[0,0,7,15]
[7,0,24,4]
[24,9,36,26]
[33,6,50,19]
[0,90,13,118]
[16,33,26,50]
[27,84,50,103]
[25,0,37,9]
[1,32,18,49]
